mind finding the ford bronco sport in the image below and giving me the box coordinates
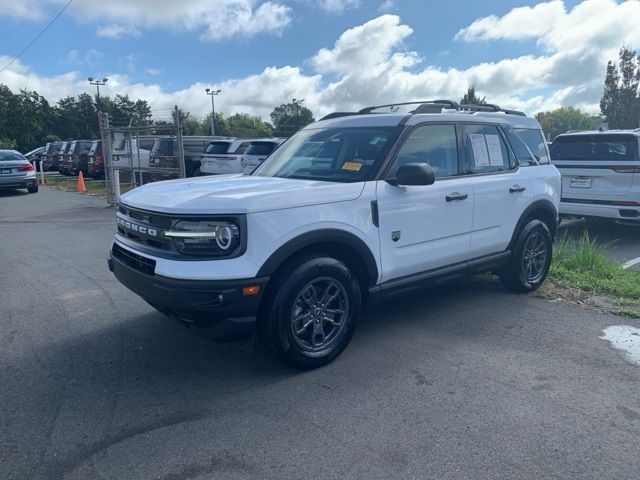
[108,100,561,369]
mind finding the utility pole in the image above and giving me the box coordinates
[88,77,108,111]
[205,88,221,135]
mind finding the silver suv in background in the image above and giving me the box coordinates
[551,130,640,223]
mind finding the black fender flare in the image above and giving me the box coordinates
[508,199,558,250]
[256,229,379,287]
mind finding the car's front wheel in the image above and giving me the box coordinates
[258,256,361,370]
[500,219,552,293]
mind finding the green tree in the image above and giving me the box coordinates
[0,137,17,149]
[600,46,640,129]
[535,106,600,140]
[226,113,273,138]
[460,86,486,105]
[270,99,314,137]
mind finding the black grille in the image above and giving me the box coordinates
[112,244,156,275]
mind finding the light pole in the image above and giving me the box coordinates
[88,77,108,111]
[205,88,221,135]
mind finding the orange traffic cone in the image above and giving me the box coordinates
[77,171,87,193]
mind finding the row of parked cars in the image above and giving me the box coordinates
[33,136,287,180]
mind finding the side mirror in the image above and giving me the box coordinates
[389,162,436,186]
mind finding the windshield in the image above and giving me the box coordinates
[550,135,638,161]
[0,151,26,161]
[205,141,231,154]
[254,127,396,182]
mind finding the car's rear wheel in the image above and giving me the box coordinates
[258,256,361,370]
[27,184,38,194]
[500,219,552,293]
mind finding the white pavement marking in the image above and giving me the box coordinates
[622,256,640,270]
[600,325,640,366]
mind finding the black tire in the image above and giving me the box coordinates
[27,184,38,194]
[500,219,552,293]
[258,256,361,370]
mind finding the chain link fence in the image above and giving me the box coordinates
[99,109,184,204]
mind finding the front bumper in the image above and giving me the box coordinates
[108,246,269,327]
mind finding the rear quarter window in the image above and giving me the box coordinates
[514,128,549,164]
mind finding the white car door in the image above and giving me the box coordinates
[376,123,474,283]
[459,124,534,258]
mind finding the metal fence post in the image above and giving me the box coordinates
[174,105,185,179]
[99,112,118,204]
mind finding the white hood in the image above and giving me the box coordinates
[119,174,365,214]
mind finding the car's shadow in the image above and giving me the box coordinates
[559,218,639,244]
[0,188,29,197]
[11,278,513,478]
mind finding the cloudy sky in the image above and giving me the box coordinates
[1,0,639,120]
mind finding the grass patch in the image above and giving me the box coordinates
[549,231,640,305]
[44,174,107,196]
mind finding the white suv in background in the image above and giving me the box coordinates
[199,139,251,175]
[550,130,640,223]
[109,100,560,369]
[200,138,286,175]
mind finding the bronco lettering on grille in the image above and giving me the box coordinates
[117,216,158,237]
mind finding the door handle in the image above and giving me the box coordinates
[446,192,468,202]
[509,185,526,193]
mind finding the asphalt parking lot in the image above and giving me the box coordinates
[2,187,640,480]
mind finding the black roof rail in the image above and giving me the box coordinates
[358,100,459,114]
[319,112,358,121]
[458,103,526,116]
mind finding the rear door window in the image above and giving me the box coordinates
[461,125,515,174]
[550,135,638,161]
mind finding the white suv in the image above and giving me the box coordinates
[199,139,251,175]
[550,130,640,223]
[200,138,286,175]
[108,100,560,369]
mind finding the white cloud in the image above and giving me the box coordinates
[317,0,360,13]
[96,23,142,39]
[2,4,637,120]
[0,0,46,20]
[69,0,292,41]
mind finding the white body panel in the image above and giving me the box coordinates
[376,178,473,282]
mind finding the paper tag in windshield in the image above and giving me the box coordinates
[342,162,362,171]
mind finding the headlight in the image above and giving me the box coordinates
[164,220,240,256]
